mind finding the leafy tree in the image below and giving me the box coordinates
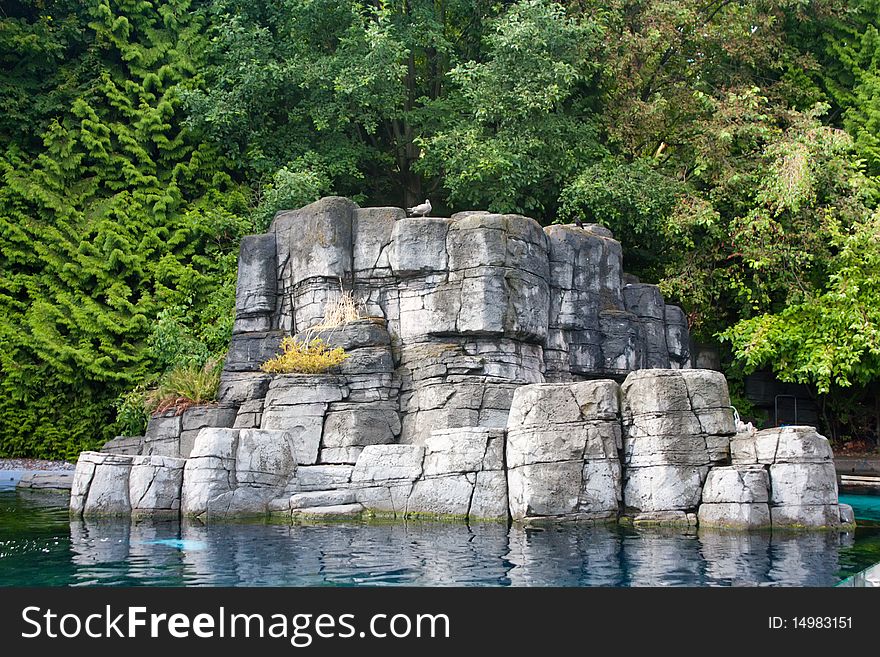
[721,210,880,441]
[417,0,606,214]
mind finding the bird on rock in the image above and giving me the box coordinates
[574,218,584,228]
[407,199,432,217]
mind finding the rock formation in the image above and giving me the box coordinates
[72,198,853,530]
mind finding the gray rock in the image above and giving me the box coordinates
[259,402,327,466]
[507,381,620,428]
[189,428,239,459]
[182,405,238,432]
[623,284,665,320]
[235,428,297,488]
[698,502,771,529]
[680,369,731,410]
[82,454,134,516]
[770,504,841,528]
[701,465,770,504]
[322,405,400,449]
[351,444,425,483]
[598,311,640,374]
[469,470,509,520]
[622,410,703,437]
[621,370,692,416]
[769,462,838,507]
[181,432,237,517]
[217,371,272,404]
[664,305,690,367]
[70,453,99,515]
[263,375,348,407]
[507,461,583,520]
[319,447,364,464]
[579,459,623,516]
[732,427,835,467]
[129,455,185,516]
[233,233,277,332]
[622,433,710,467]
[291,503,365,518]
[407,474,475,517]
[839,503,855,526]
[623,465,708,513]
[181,428,296,517]
[705,434,731,463]
[353,483,413,515]
[144,412,181,456]
[272,196,355,286]
[353,207,404,274]
[225,331,284,371]
[507,423,618,468]
[290,490,356,509]
[696,408,736,436]
[17,471,74,491]
[631,510,695,526]
[389,217,450,275]
[306,319,391,350]
[100,435,143,455]
[295,465,354,491]
[423,428,504,475]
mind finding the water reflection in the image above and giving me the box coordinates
[3,492,873,586]
[58,515,864,587]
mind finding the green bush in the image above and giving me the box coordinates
[114,386,150,437]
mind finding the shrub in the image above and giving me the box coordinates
[115,386,150,436]
[260,337,349,374]
[146,360,222,415]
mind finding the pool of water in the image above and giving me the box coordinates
[2,489,880,587]
[840,487,880,522]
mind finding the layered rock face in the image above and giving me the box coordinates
[74,198,851,531]
[506,382,622,522]
[221,197,689,446]
[620,369,735,525]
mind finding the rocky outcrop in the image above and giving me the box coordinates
[506,381,621,522]
[697,465,771,529]
[730,426,849,529]
[223,198,691,448]
[620,369,735,524]
[76,198,853,532]
[139,404,238,458]
[70,452,185,518]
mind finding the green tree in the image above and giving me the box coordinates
[417,0,606,215]
[721,210,880,441]
[0,0,249,458]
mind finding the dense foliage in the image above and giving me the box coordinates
[1,0,878,457]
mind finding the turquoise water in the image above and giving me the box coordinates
[2,489,880,587]
[840,488,880,522]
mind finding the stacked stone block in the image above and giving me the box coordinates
[70,452,185,518]
[407,428,508,519]
[621,369,735,524]
[730,426,849,528]
[181,428,297,519]
[506,381,622,522]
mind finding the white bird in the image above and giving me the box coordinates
[407,199,432,217]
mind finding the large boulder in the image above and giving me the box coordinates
[697,465,771,529]
[406,428,508,520]
[722,426,843,529]
[506,381,622,522]
[181,428,297,518]
[621,369,734,519]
